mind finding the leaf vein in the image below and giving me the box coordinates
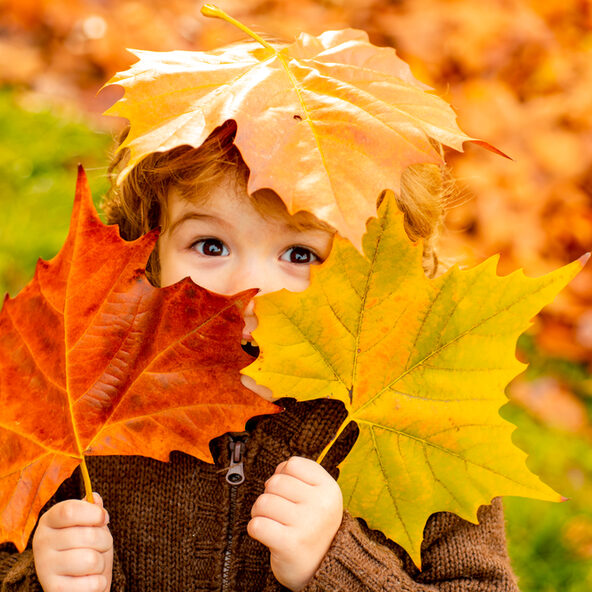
[3,305,67,397]
[370,425,412,546]
[89,296,250,438]
[358,420,530,488]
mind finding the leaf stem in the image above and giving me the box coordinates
[79,456,94,503]
[200,4,275,51]
[200,4,312,132]
[317,418,352,466]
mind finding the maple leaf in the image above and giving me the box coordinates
[102,4,503,251]
[243,190,586,566]
[0,167,278,552]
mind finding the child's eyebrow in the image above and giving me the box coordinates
[168,212,230,235]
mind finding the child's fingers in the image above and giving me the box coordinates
[251,493,295,525]
[53,548,106,576]
[274,456,328,485]
[240,374,274,401]
[247,515,288,552]
[264,473,310,503]
[91,493,110,525]
[43,499,107,529]
[51,526,113,552]
[46,574,107,592]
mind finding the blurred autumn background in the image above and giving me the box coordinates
[0,0,591,588]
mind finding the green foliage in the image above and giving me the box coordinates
[0,88,112,297]
[502,402,592,592]
[518,333,591,392]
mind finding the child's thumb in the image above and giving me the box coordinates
[84,492,110,525]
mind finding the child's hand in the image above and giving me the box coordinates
[248,456,343,591]
[32,493,113,592]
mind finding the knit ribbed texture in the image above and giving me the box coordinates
[0,398,519,591]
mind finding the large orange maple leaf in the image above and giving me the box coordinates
[0,167,278,552]
[103,5,502,251]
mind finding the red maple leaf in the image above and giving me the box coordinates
[0,166,278,551]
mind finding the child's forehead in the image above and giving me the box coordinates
[168,176,334,234]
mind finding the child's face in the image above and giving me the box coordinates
[158,174,334,344]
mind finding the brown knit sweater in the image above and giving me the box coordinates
[0,397,519,591]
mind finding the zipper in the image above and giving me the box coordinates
[221,435,247,591]
[225,438,245,485]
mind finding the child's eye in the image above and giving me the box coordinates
[193,238,229,257]
[280,246,321,264]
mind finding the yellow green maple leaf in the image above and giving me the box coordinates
[243,190,586,566]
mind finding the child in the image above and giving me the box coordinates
[0,51,520,592]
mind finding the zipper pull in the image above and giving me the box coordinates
[225,439,245,485]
